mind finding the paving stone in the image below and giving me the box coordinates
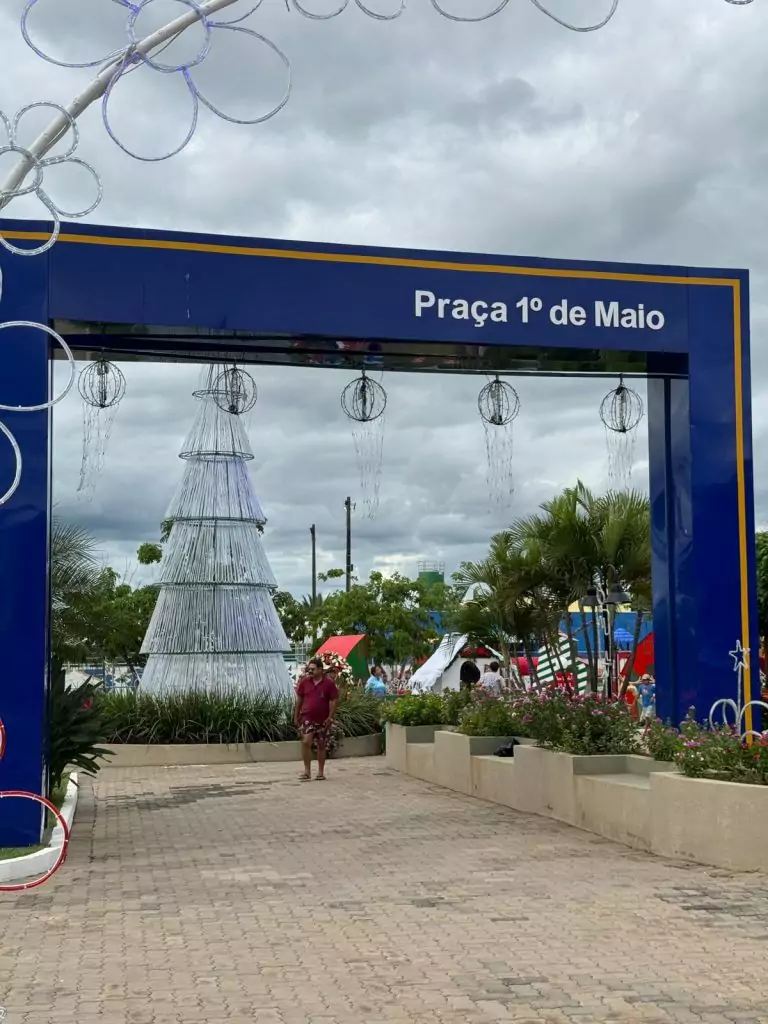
[1,759,767,1023]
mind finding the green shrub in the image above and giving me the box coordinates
[555,693,638,755]
[457,696,519,737]
[97,688,382,745]
[441,688,473,726]
[455,688,639,754]
[645,718,683,763]
[48,666,112,790]
[381,693,445,727]
[676,712,768,785]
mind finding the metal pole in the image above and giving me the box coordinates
[310,524,317,606]
[345,497,353,592]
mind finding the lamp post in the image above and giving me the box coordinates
[581,571,630,698]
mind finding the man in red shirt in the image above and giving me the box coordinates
[294,657,339,781]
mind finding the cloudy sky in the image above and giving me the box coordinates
[2,0,768,596]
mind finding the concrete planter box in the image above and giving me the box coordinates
[651,771,768,872]
[101,732,381,769]
[393,728,768,870]
[434,731,515,796]
[384,723,453,773]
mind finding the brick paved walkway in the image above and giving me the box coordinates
[2,758,768,1024]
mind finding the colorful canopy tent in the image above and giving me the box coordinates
[622,632,655,679]
[562,606,653,657]
[314,635,368,681]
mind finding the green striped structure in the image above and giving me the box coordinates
[535,636,589,693]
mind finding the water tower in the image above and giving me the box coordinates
[418,560,445,587]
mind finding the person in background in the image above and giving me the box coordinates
[637,674,656,723]
[365,664,387,697]
[294,656,339,781]
[459,660,481,693]
[481,661,504,696]
[623,678,639,721]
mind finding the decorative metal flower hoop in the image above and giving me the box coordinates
[78,357,126,409]
[340,370,387,423]
[212,366,258,415]
[477,375,520,426]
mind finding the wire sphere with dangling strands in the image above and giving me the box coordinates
[77,357,127,498]
[341,371,387,519]
[212,365,258,416]
[477,375,520,508]
[599,376,644,486]
[77,357,126,409]
[477,375,520,427]
[340,370,387,423]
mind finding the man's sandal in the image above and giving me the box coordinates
[299,772,311,780]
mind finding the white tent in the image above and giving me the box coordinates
[410,633,468,693]
[410,634,506,694]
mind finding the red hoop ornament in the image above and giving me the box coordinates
[0,791,70,891]
[0,718,6,761]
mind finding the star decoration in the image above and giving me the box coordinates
[729,640,750,672]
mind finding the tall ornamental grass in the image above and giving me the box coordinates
[98,688,381,745]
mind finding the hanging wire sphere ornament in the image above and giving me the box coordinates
[78,358,126,409]
[478,375,520,427]
[477,376,520,509]
[77,358,127,499]
[212,366,258,416]
[341,370,387,423]
[599,376,644,487]
[341,371,387,520]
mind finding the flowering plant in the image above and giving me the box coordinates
[675,709,768,785]
[307,651,355,689]
[456,687,638,754]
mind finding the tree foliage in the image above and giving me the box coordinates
[455,482,651,692]
[50,521,158,671]
[756,531,768,643]
[310,571,461,666]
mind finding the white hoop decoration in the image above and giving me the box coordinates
[102,53,200,163]
[427,0,510,22]
[0,791,70,892]
[129,0,214,73]
[710,698,768,741]
[292,0,350,18]
[528,0,620,32]
[0,321,76,412]
[21,0,129,69]
[195,25,292,125]
[0,420,23,507]
[355,0,406,19]
[0,103,102,255]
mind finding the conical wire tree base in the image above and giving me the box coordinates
[141,652,292,697]
[141,378,289,698]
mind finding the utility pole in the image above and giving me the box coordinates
[344,497,354,592]
[310,524,317,606]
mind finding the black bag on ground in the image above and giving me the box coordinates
[494,739,519,758]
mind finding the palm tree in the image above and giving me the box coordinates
[50,519,102,667]
[454,533,558,686]
[509,482,651,693]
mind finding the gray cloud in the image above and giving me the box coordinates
[2,0,766,592]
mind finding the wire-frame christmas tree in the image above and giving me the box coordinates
[140,366,291,697]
